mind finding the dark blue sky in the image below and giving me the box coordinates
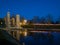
[0,0,60,20]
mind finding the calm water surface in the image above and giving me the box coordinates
[20,32,60,45]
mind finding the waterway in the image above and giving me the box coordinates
[19,32,60,45]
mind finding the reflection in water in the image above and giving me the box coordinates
[19,31,60,45]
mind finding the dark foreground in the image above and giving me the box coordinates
[0,30,20,45]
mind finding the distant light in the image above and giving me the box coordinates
[24,20,27,23]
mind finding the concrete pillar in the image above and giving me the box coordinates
[7,12,10,28]
[15,14,20,40]
[16,14,20,28]
[12,18,15,26]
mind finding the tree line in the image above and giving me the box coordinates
[28,14,60,24]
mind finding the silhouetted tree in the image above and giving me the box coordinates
[40,17,46,24]
[46,14,53,24]
[56,16,60,24]
[28,20,33,24]
[32,16,40,23]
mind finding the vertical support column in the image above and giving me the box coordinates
[7,11,10,28]
[15,14,20,40]
[12,18,15,26]
[16,14,20,28]
[6,12,11,34]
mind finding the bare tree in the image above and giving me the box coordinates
[40,17,46,24]
[32,16,40,23]
[56,16,60,24]
[46,14,53,24]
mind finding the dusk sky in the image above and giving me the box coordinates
[0,0,60,20]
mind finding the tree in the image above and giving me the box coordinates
[56,16,60,24]
[46,14,53,24]
[32,16,40,23]
[40,17,46,24]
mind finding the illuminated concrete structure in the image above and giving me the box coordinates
[20,19,27,25]
[11,16,15,27]
[16,14,20,28]
[3,12,28,40]
[15,14,20,40]
[7,12,10,28]
[23,20,27,25]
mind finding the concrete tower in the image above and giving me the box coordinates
[7,11,10,28]
[16,14,20,40]
[16,14,20,28]
[11,15,15,27]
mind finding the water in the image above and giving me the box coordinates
[19,32,60,45]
